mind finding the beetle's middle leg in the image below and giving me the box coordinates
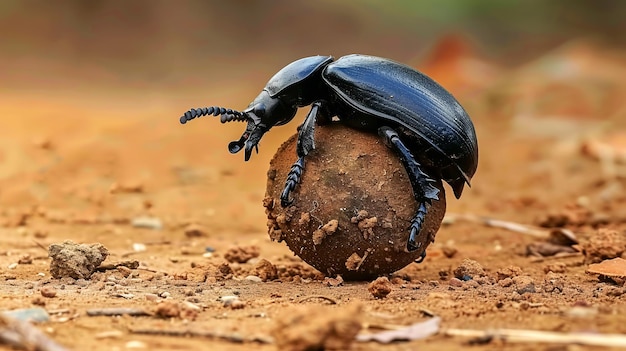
[280,101,327,207]
[378,126,440,252]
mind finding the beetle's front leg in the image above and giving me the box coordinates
[378,126,440,253]
[280,101,327,207]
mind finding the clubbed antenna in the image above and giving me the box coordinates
[179,106,246,124]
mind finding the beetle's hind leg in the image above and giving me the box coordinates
[378,126,440,253]
[280,101,327,207]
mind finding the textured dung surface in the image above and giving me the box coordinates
[264,124,446,280]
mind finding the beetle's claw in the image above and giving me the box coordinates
[414,251,427,263]
[407,202,428,252]
[407,235,420,252]
[280,157,305,208]
[280,191,294,208]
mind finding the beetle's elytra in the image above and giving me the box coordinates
[179,54,478,253]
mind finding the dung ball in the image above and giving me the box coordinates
[264,124,446,280]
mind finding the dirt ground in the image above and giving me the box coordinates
[2,34,626,350]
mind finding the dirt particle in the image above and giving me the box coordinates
[441,244,458,258]
[323,275,344,287]
[155,300,180,318]
[449,277,464,287]
[351,211,378,239]
[453,258,485,280]
[512,275,536,294]
[254,259,278,282]
[31,296,46,306]
[109,181,143,194]
[496,266,523,281]
[276,214,288,226]
[498,278,513,288]
[18,255,33,264]
[40,286,57,298]
[223,245,260,263]
[580,229,626,264]
[543,272,564,293]
[543,262,567,274]
[537,203,592,228]
[345,253,362,271]
[269,228,283,242]
[272,304,362,351]
[262,196,275,210]
[351,210,369,223]
[216,262,234,280]
[368,277,393,298]
[184,223,208,238]
[312,219,339,245]
[48,241,109,279]
[298,212,310,226]
[228,300,246,310]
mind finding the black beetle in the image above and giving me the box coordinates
[179,54,478,253]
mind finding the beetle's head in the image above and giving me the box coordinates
[178,90,297,161]
[229,90,297,160]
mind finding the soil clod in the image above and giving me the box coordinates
[48,241,109,279]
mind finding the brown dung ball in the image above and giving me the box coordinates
[264,124,446,280]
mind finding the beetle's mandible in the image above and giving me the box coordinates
[179,54,478,253]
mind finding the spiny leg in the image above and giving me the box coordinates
[280,101,328,207]
[378,126,440,252]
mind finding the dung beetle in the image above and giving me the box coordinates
[179,54,478,252]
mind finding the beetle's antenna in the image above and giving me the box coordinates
[179,107,247,124]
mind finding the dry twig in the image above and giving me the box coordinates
[296,296,338,305]
[128,327,273,344]
[528,252,583,263]
[86,308,152,317]
[444,214,550,238]
[444,327,626,347]
[0,313,70,351]
[96,260,140,272]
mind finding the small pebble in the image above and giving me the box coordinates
[182,301,201,311]
[368,277,393,298]
[145,293,159,302]
[132,243,147,252]
[227,300,246,310]
[244,275,263,283]
[155,301,180,318]
[7,263,18,269]
[513,275,536,294]
[220,295,239,303]
[498,278,513,287]
[125,340,147,349]
[448,277,464,287]
[40,286,57,298]
[18,255,33,264]
[453,258,485,280]
[131,216,163,230]
[184,224,208,238]
[441,245,458,258]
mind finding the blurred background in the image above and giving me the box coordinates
[0,0,625,228]
[1,0,624,92]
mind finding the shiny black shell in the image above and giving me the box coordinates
[261,54,478,198]
[265,55,333,105]
[322,55,478,198]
